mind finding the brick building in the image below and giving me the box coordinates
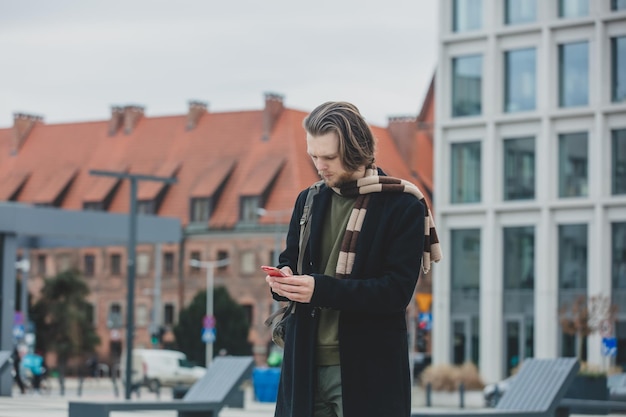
[0,91,434,366]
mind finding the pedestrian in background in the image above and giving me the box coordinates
[265,101,441,417]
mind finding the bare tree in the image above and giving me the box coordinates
[559,294,618,361]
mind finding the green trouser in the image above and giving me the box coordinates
[313,365,343,417]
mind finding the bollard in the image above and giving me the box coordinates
[459,382,465,408]
[426,382,432,407]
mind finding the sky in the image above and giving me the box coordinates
[0,1,438,129]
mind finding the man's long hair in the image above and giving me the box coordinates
[303,101,376,172]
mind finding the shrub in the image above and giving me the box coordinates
[421,362,485,391]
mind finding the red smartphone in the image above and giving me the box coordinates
[261,265,286,277]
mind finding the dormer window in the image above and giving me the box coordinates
[137,200,155,215]
[190,197,211,223]
[83,202,104,211]
[240,196,261,223]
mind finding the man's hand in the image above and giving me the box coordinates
[266,274,315,303]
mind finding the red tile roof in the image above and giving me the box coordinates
[0,95,435,228]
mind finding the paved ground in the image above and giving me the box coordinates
[0,377,621,417]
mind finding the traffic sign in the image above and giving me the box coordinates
[418,313,432,331]
[202,327,216,343]
[601,337,617,357]
[203,315,216,329]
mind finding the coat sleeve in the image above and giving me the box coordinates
[310,194,426,314]
[269,188,308,302]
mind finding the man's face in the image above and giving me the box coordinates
[306,131,364,188]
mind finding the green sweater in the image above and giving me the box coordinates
[316,191,355,366]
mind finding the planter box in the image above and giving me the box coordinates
[564,375,609,415]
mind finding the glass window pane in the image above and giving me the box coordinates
[558,224,588,289]
[453,0,482,32]
[612,0,626,10]
[559,0,589,17]
[505,48,536,112]
[613,129,626,195]
[503,226,535,289]
[559,42,589,107]
[451,229,481,291]
[505,0,537,24]
[451,141,481,203]
[612,37,626,103]
[452,55,483,117]
[504,137,535,200]
[613,222,626,289]
[558,132,588,198]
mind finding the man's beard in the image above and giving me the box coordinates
[319,171,355,188]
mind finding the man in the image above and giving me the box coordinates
[266,101,441,417]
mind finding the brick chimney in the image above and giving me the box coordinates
[387,115,418,167]
[108,106,124,136]
[262,92,284,141]
[123,105,144,135]
[186,100,208,130]
[12,112,43,154]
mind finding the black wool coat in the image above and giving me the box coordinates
[273,176,426,417]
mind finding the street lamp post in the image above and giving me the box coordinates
[90,169,176,400]
[189,258,229,367]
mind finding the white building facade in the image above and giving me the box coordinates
[433,0,626,383]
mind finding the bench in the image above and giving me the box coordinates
[0,350,11,373]
[559,398,626,415]
[411,357,580,417]
[68,355,254,417]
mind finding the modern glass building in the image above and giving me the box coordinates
[434,0,626,382]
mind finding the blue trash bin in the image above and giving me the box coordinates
[253,367,281,402]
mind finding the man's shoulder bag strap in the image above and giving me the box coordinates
[297,180,323,275]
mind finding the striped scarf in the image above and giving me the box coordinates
[333,167,442,278]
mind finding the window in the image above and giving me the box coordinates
[451,229,481,291]
[504,137,535,200]
[504,48,536,112]
[108,303,123,328]
[558,0,588,17]
[137,200,155,215]
[452,55,482,117]
[240,251,255,275]
[217,250,229,271]
[505,0,536,25]
[164,303,175,326]
[136,304,148,327]
[240,196,261,222]
[37,254,46,276]
[190,251,201,272]
[136,253,150,275]
[163,252,175,274]
[612,0,626,11]
[83,202,104,211]
[453,0,482,32]
[613,222,626,289]
[190,197,211,223]
[613,129,626,195]
[110,253,121,275]
[86,303,95,325]
[84,254,95,277]
[558,132,588,198]
[558,224,588,289]
[559,42,589,107]
[451,141,481,203]
[503,226,535,289]
[612,36,626,103]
